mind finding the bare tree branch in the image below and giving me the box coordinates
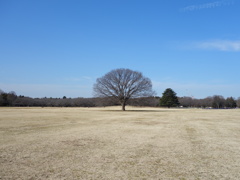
[93,68,155,110]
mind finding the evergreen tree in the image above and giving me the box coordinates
[225,97,237,108]
[160,88,179,108]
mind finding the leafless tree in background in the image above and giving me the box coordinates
[93,68,155,111]
[0,89,4,106]
[237,97,240,108]
[212,95,225,109]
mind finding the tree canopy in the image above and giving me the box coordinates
[93,68,155,110]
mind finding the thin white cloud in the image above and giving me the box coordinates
[64,78,82,81]
[181,0,234,11]
[64,76,93,82]
[82,76,93,80]
[196,40,240,51]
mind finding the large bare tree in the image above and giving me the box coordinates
[93,68,155,111]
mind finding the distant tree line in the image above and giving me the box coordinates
[0,89,239,108]
[179,95,238,109]
[0,89,158,107]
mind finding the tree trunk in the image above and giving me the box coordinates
[121,101,126,111]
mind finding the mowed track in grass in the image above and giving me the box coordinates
[0,107,240,179]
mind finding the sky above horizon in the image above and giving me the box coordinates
[0,0,240,99]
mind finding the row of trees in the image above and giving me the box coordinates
[1,89,239,109]
[0,90,18,106]
[0,88,158,107]
[179,95,238,108]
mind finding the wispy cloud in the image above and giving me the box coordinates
[181,0,234,12]
[196,40,240,51]
[82,76,93,80]
[64,76,93,82]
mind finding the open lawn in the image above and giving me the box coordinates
[0,107,240,179]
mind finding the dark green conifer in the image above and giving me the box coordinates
[159,88,179,108]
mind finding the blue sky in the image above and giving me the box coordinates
[0,0,239,98]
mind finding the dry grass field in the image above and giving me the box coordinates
[0,106,240,180]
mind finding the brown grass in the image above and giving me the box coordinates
[0,106,240,179]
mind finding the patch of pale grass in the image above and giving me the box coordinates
[0,106,240,179]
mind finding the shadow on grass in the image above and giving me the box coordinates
[101,109,175,112]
